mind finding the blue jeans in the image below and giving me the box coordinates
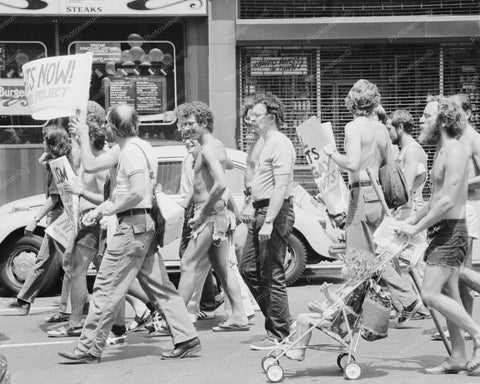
[77,213,197,357]
[240,199,295,341]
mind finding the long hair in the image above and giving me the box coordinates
[44,125,71,159]
[345,79,381,117]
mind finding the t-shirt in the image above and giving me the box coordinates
[113,137,157,209]
[252,131,296,201]
[46,161,64,212]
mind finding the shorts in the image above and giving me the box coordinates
[424,218,468,268]
[466,200,480,239]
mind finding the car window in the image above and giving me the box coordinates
[157,161,182,195]
[225,166,245,195]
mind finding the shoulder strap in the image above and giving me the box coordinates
[129,142,155,181]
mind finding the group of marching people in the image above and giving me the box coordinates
[4,79,480,375]
[3,91,297,363]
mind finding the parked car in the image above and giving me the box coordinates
[0,142,343,294]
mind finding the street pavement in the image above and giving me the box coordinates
[1,277,480,384]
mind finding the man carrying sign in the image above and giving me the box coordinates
[4,125,71,315]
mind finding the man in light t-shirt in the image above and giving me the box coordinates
[240,92,296,350]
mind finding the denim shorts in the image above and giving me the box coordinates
[425,218,468,268]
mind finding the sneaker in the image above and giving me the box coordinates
[431,329,472,341]
[196,310,216,321]
[149,320,171,337]
[146,312,162,334]
[249,336,279,351]
[397,300,423,327]
[106,332,127,346]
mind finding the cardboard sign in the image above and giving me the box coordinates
[22,53,93,120]
[155,191,184,246]
[45,211,73,248]
[296,116,349,215]
[49,156,79,239]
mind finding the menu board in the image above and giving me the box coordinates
[75,42,122,64]
[105,76,166,115]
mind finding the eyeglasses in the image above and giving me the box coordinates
[244,112,268,124]
[178,121,196,129]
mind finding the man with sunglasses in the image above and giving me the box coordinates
[239,92,296,350]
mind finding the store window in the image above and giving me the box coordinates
[0,41,47,144]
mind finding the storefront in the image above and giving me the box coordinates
[0,0,208,204]
[229,1,480,196]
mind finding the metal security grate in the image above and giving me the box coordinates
[239,0,480,18]
[238,43,480,197]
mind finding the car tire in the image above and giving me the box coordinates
[0,235,60,295]
[284,232,307,286]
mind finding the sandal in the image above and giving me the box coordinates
[45,312,70,323]
[128,310,151,332]
[47,324,82,338]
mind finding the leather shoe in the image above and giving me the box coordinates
[4,299,30,315]
[58,348,100,364]
[161,337,201,360]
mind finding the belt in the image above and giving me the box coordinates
[349,181,373,189]
[253,197,292,210]
[117,208,151,218]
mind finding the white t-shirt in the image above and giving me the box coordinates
[252,131,296,201]
[113,137,157,209]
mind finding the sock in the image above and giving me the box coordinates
[146,302,155,314]
[111,324,126,336]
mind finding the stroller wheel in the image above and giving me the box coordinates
[344,362,361,380]
[337,353,355,370]
[266,364,284,383]
[261,355,278,372]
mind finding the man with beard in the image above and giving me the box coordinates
[398,96,480,374]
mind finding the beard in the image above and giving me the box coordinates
[419,123,441,146]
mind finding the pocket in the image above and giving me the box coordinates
[277,205,295,239]
[362,192,383,227]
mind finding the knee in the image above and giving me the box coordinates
[421,290,436,307]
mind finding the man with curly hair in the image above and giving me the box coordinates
[175,101,248,332]
[5,125,71,315]
[398,96,480,374]
[239,92,296,349]
[324,80,424,326]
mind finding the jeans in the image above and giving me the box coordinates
[346,186,418,311]
[77,213,196,357]
[240,199,295,341]
[17,209,64,304]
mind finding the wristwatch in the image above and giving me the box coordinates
[33,216,40,224]
[265,218,273,225]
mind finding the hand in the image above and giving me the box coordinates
[24,218,37,236]
[188,211,206,231]
[99,201,116,217]
[319,282,332,293]
[258,220,273,242]
[323,143,336,157]
[240,201,255,223]
[63,180,83,195]
[82,208,102,227]
[395,223,418,238]
[68,117,88,141]
[307,300,324,314]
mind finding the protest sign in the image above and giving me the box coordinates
[22,53,93,120]
[296,116,349,215]
[45,211,73,249]
[48,156,79,240]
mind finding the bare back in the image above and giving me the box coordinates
[430,139,469,219]
[460,125,480,200]
[345,116,388,184]
[192,135,228,204]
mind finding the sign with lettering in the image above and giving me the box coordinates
[49,156,79,239]
[0,78,30,115]
[0,0,207,16]
[22,53,93,120]
[296,116,348,215]
[250,56,308,76]
[45,211,74,248]
[75,42,121,64]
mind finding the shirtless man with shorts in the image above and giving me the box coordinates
[175,101,248,331]
[398,96,480,374]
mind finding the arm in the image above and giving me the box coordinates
[24,195,59,236]
[71,136,81,171]
[63,180,104,206]
[196,148,227,220]
[468,136,480,190]
[402,146,421,195]
[411,145,466,233]
[327,124,362,172]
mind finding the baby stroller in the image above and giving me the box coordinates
[261,244,409,382]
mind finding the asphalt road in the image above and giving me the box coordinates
[0,277,480,384]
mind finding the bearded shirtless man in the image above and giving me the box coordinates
[398,96,480,374]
